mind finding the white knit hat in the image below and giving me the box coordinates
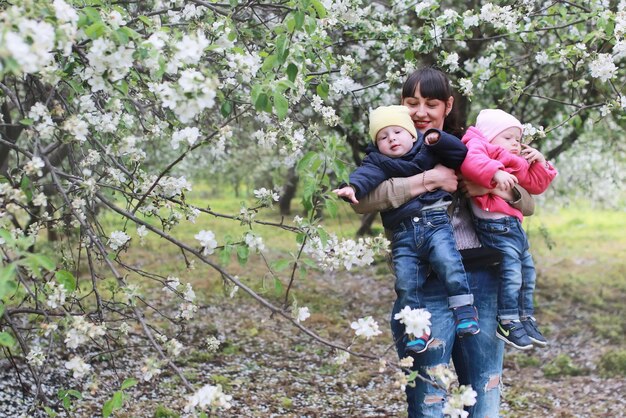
[475,109,523,141]
[368,105,417,142]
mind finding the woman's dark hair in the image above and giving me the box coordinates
[401,67,464,137]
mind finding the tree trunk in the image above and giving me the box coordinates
[356,212,377,236]
[279,166,298,216]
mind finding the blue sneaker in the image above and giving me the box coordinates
[453,305,480,337]
[521,316,548,347]
[497,320,533,350]
[405,332,433,355]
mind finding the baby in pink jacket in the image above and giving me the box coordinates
[460,109,558,351]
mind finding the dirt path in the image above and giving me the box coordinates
[1,269,623,417]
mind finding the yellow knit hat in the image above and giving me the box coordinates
[369,105,417,142]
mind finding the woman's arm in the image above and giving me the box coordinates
[351,165,458,214]
[461,179,535,216]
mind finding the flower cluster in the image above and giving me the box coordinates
[185,384,233,412]
[108,231,130,251]
[292,306,311,323]
[350,316,382,339]
[64,315,106,349]
[303,233,389,271]
[65,356,91,379]
[150,69,218,123]
[195,230,218,255]
[253,187,281,206]
[393,306,432,338]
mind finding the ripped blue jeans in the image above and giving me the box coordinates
[391,265,504,417]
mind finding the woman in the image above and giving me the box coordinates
[353,67,534,417]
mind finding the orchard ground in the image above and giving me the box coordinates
[1,190,625,417]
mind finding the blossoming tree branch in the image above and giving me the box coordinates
[0,0,624,415]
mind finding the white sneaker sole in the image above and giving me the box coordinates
[496,332,533,350]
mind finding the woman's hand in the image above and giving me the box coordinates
[425,164,458,193]
[459,177,491,198]
[460,175,519,202]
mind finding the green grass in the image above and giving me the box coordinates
[81,187,626,347]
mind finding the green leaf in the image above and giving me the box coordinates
[261,54,277,72]
[115,80,129,95]
[275,35,288,63]
[220,100,233,117]
[294,11,305,30]
[274,277,284,295]
[19,118,34,126]
[237,245,249,265]
[297,151,317,172]
[119,27,141,40]
[250,84,262,104]
[273,91,289,119]
[85,22,107,39]
[102,399,114,418]
[82,7,102,23]
[0,301,5,317]
[120,378,138,390]
[55,270,77,292]
[310,0,327,18]
[255,93,269,112]
[271,259,292,271]
[137,15,153,26]
[0,265,17,299]
[43,406,58,417]
[286,63,298,83]
[277,79,297,92]
[27,254,56,271]
[102,391,123,418]
[325,198,338,218]
[316,83,329,99]
[20,175,33,202]
[219,246,232,265]
[0,332,15,347]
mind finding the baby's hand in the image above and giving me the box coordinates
[521,144,546,165]
[333,186,358,204]
[425,131,440,145]
[492,170,518,191]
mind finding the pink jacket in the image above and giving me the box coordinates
[460,126,558,221]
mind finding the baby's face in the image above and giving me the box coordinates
[491,127,522,155]
[375,126,415,158]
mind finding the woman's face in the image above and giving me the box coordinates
[401,85,453,133]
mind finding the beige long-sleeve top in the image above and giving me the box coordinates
[352,178,534,251]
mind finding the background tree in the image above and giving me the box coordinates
[0,0,624,415]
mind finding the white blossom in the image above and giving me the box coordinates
[394,306,432,338]
[185,384,233,412]
[293,306,311,323]
[350,316,382,339]
[26,346,45,367]
[458,78,474,97]
[589,53,617,82]
[108,230,130,250]
[195,230,218,255]
[166,338,184,357]
[443,385,478,418]
[244,233,265,252]
[399,356,414,368]
[140,357,162,382]
[65,356,91,379]
[205,336,221,353]
[24,157,45,177]
[535,51,549,65]
[442,52,460,72]
[334,351,350,365]
[46,282,67,309]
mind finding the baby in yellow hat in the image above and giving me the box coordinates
[333,105,479,354]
